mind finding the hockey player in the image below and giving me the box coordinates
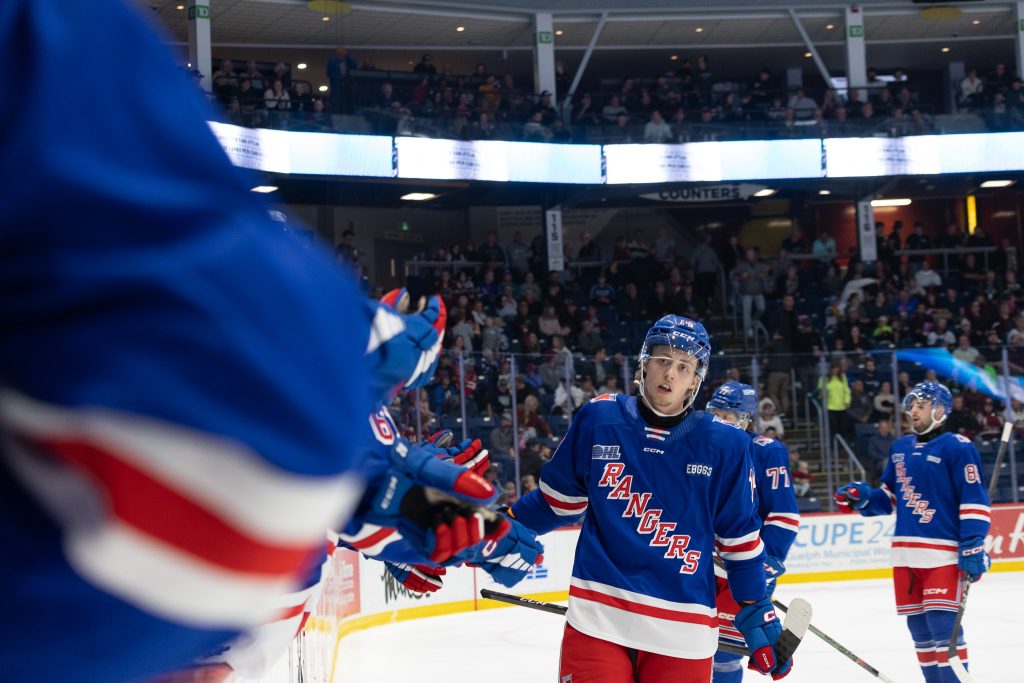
[0,3,472,681]
[835,381,991,682]
[510,315,792,682]
[705,382,800,682]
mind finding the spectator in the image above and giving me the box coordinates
[820,364,852,439]
[953,334,981,364]
[812,230,837,262]
[326,47,359,114]
[959,67,984,108]
[413,53,436,76]
[644,110,674,142]
[788,88,817,119]
[732,248,767,337]
[756,397,785,438]
[866,419,896,484]
[847,379,873,426]
[691,233,721,309]
[553,377,584,416]
[913,259,942,294]
[792,460,813,497]
[873,380,897,420]
[576,318,603,355]
[517,394,552,439]
[523,110,551,142]
[264,79,291,112]
[946,393,978,437]
[928,317,957,347]
[601,94,628,122]
[978,398,1003,435]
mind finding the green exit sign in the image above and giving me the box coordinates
[537,31,553,44]
[188,5,210,20]
[848,25,863,38]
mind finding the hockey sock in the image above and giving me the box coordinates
[712,652,743,683]
[906,613,942,683]
[924,610,967,683]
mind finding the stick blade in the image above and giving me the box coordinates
[775,598,812,663]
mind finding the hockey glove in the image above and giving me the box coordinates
[365,289,446,401]
[736,597,792,679]
[422,431,490,478]
[958,537,991,583]
[467,517,544,588]
[834,482,872,513]
[763,555,786,594]
[363,438,508,564]
[384,562,446,593]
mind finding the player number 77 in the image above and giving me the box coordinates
[766,467,789,490]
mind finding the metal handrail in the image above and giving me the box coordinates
[834,433,867,482]
[808,395,832,509]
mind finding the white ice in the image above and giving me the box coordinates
[333,573,1023,682]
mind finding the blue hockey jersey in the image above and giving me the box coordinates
[750,435,801,561]
[512,395,767,660]
[0,1,378,680]
[859,431,991,568]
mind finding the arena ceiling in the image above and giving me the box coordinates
[142,0,1015,76]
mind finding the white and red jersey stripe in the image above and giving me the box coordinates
[959,503,991,524]
[333,524,402,559]
[715,529,765,562]
[539,480,588,517]
[763,512,800,532]
[1,390,363,629]
[567,577,720,659]
[891,535,958,568]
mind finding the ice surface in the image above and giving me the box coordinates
[333,573,1023,682]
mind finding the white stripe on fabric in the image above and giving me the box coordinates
[0,390,364,545]
[715,529,760,547]
[717,539,765,562]
[570,577,717,617]
[765,519,800,531]
[5,442,338,628]
[960,514,991,523]
[890,546,958,568]
[338,523,387,544]
[365,306,405,354]
[539,480,588,504]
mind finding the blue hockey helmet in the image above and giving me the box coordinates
[707,381,758,420]
[902,381,953,434]
[637,315,712,415]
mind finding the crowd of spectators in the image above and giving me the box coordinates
[205,49,1024,142]
[333,215,1021,501]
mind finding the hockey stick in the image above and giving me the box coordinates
[771,598,897,683]
[946,421,1010,683]
[478,588,811,660]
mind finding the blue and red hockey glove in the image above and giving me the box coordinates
[958,537,991,583]
[384,562,446,593]
[763,555,786,594]
[423,430,491,478]
[834,482,872,513]
[365,288,446,401]
[465,516,544,588]
[735,597,792,679]
[362,437,509,564]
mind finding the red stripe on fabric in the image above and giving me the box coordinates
[765,515,799,527]
[892,541,958,552]
[543,492,587,511]
[569,586,716,626]
[348,527,394,551]
[717,538,761,552]
[934,649,967,663]
[19,433,314,577]
[917,650,938,664]
[274,600,308,622]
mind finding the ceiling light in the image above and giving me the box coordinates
[754,188,777,198]
[670,55,679,61]
[456,25,465,32]
[871,198,912,207]
[825,23,835,30]
[804,51,813,58]
[555,30,564,36]
[818,189,831,196]
[401,192,438,201]
[695,27,704,33]
[980,179,1015,188]
[175,4,184,10]
[322,16,329,21]
[187,62,192,68]
[251,186,278,193]
[941,47,950,53]
[972,19,981,25]
[318,85,329,92]
[297,63,307,70]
